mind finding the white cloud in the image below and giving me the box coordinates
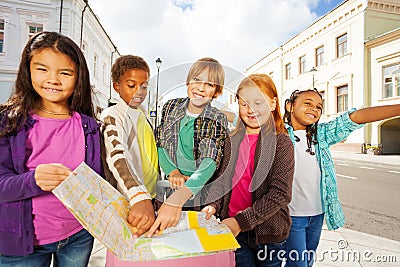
[91,0,319,76]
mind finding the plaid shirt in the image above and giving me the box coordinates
[286,108,363,230]
[156,97,228,169]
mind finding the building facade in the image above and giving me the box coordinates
[0,0,120,114]
[365,28,400,154]
[244,0,400,154]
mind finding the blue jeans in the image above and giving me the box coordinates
[0,228,93,267]
[235,231,286,267]
[285,213,324,267]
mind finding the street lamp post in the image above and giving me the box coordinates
[147,86,151,113]
[155,57,162,130]
[310,66,317,89]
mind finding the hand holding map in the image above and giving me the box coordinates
[53,162,239,261]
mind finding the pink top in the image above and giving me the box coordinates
[228,134,259,217]
[26,112,85,245]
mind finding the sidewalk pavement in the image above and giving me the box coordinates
[331,150,400,166]
[88,148,400,266]
[88,224,400,267]
[330,143,400,166]
[314,225,400,266]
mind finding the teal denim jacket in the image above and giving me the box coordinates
[286,108,363,230]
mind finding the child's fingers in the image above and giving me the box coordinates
[158,220,169,232]
[146,213,176,237]
[128,214,142,227]
[169,177,185,189]
[203,211,211,220]
[147,219,161,238]
[129,211,151,228]
[135,216,148,229]
[134,223,150,238]
[201,206,215,220]
[128,200,155,232]
[168,178,175,189]
[135,215,155,237]
[37,183,61,192]
[35,164,73,184]
[42,163,73,175]
[159,214,180,230]
[136,215,154,230]
[169,177,179,189]
[34,164,75,191]
[134,227,147,238]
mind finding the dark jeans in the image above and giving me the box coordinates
[235,231,286,267]
[0,228,93,267]
[285,213,324,267]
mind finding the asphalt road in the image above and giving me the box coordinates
[334,158,400,242]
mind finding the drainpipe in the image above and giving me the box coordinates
[108,48,117,106]
[280,45,284,99]
[59,0,63,33]
[80,0,89,48]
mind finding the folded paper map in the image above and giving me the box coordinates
[53,162,240,261]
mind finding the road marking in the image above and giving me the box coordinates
[388,170,400,174]
[337,163,349,166]
[337,174,358,180]
[359,167,374,170]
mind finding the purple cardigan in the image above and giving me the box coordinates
[0,113,102,256]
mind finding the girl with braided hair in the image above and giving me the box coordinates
[283,88,400,267]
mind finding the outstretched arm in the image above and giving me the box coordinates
[350,104,400,124]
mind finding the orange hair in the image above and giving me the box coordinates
[236,73,286,134]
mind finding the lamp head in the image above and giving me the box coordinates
[156,58,162,69]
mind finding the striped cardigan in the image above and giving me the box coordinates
[100,100,158,206]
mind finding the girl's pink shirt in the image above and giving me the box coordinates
[228,134,259,217]
[26,112,85,245]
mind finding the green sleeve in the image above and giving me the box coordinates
[184,158,216,196]
[158,147,178,176]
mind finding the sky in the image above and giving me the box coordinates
[90,0,344,104]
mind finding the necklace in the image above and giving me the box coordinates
[37,106,70,116]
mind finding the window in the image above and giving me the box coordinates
[319,90,326,114]
[316,46,324,66]
[383,63,400,98]
[93,54,98,77]
[0,19,4,53]
[337,85,348,113]
[337,33,347,58]
[299,55,306,74]
[28,24,43,39]
[285,63,292,79]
